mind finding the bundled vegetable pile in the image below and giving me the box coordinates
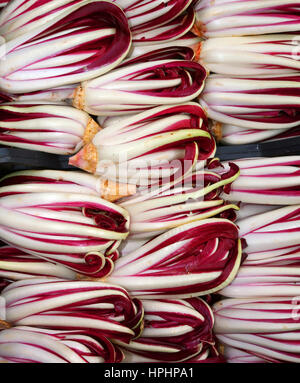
[194,1,300,145]
[0,0,299,365]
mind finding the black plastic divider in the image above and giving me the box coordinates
[216,136,300,161]
[0,147,72,176]
[1,136,299,175]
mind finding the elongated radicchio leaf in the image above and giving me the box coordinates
[122,46,195,67]
[194,0,300,37]
[236,203,280,222]
[1,278,144,343]
[0,326,124,363]
[220,263,300,299]
[122,343,224,363]
[182,345,225,363]
[107,218,242,298]
[242,244,300,268]
[0,245,76,281]
[200,74,300,131]
[113,0,193,33]
[130,6,196,44]
[0,102,101,155]
[69,103,215,186]
[0,0,97,40]
[0,1,132,93]
[120,163,239,239]
[117,297,214,362]
[73,60,207,116]
[236,204,300,268]
[128,31,202,61]
[199,34,300,76]
[265,126,300,142]
[9,85,78,104]
[213,297,300,363]
[219,123,294,146]
[0,85,77,105]
[0,169,136,202]
[238,204,300,254]
[0,183,130,276]
[222,156,300,205]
